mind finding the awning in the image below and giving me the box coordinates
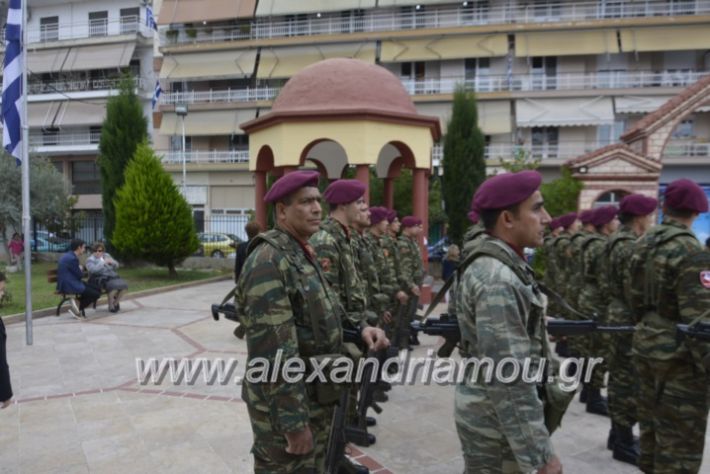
[378,0,463,6]
[54,101,107,127]
[257,43,376,79]
[62,43,136,72]
[516,97,614,127]
[256,0,375,16]
[159,109,258,136]
[620,26,710,52]
[158,0,256,25]
[615,96,673,114]
[415,100,510,135]
[415,103,449,134]
[515,30,619,57]
[27,48,69,74]
[160,50,257,80]
[211,186,253,209]
[381,34,508,62]
[27,102,62,128]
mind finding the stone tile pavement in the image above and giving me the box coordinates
[0,280,708,473]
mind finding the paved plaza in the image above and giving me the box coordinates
[0,280,708,473]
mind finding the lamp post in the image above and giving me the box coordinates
[175,103,188,196]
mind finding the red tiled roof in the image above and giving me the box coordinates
[565,143,630,166]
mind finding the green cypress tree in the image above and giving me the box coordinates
[98,75,148,251]
[112,143,199,277]
[442,87,486,246]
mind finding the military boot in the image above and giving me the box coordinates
[585,388,609,416]
[409,332,420,346]
[607,424,616,450]
[612,423,639,466]
[338,456,370,474]
[366,416,377,427]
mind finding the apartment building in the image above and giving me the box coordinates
[154,0,710,233]
[2,0,156,216]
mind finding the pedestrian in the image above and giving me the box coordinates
[236,171,388,473]
[0,271,13,409]
[86,242,128,313]
[627,178,709,474]
[57,239,101,320]
[234,221,263,284]
[8,232,23,269]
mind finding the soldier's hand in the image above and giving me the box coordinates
[362,326,389,351]
[411,285,421,297]
[1,398,12,409]
[396,291,408,304]
[537,455,562,474]
[284,426,314,455]
[382,311,392,324]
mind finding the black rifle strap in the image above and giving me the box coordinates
[538,282,592,321]
[420,273,456,320]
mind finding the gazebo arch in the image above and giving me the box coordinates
[301,139,349,180]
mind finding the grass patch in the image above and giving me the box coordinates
[1,261,229,317]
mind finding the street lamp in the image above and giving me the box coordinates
[175,103,188,196]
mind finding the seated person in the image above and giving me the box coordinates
[86,242,128,313]
[57,239,100,320]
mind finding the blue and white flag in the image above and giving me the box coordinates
[152,80,162,109]
[146,6,158,31]
[2,0,23,164]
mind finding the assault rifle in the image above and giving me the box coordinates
[676,322,710,343]
[387,295,419,357]
[211,301,246,338]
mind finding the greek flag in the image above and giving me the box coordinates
[152,80,162,109]
[2,0,23,164]
[146,6,158,31]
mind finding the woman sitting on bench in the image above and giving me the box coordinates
[86,242,128,313]
[57,239,101,320]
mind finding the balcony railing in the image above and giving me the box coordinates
[28,16,152,44]
[161,86,279,105]
[160,150,250,164]
[29,129,101,148]
[28,77,145,95]
[160,0,710,45]
[664,142,710,157]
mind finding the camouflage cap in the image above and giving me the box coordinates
[619,194,658,216]
[472,170,542,212]
[664,179,709,213]
[323,179,366,205]
[264,171,320,203]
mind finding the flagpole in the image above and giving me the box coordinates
[21,0,32,345]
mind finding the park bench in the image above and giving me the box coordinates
[47,268,104,317]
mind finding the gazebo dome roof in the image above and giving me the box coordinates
[271,58,417,115]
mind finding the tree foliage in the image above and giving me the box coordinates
[442,88,486,245]
[112,143,199,276]
[540,166,584,217]
[98,76,148,250]
[499,148,542,173]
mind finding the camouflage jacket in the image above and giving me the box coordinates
[455,234,554,471]
[461,223,487,261]
[675,249,710,374]
[366,232,398,297]
[627,219,704,362]
[397,235,424,292]
[603,226,637,326]
[577,233,608,317]
[237,228,344,434]
[310,217,368,327]
[565,231,590,311]
[542,235,556,289]
[549,233,572,295]
[354,231,390,315]
[381,234,402,295]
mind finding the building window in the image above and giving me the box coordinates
[40,16,59,42]
[401,61,425,80]
[229,135,249,151]
[597,120,625,145]
[533,0,561,20]
[672,119,694,138]
[595,190,628,207]
[71,161,101,195]
[531,127,559,159]
[120,8,139,34]
[399,6,427,29]
[42,128,59,146]
[89,11,109,37]
[170,135,192,152]
[531,57,557,90]
[461,1,488,23]
[285,14,307,36]
[90,126,102,144]
[465,58,491,91]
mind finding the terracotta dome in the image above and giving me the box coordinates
[271,58,417,115]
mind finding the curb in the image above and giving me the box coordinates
[2,274,233,325]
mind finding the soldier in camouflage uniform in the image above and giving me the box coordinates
[237,171,388,473]
[601,194,657,465]
[397,216,425,348]
[542,218,562,315]
[577,205,619,416]
[365,207,401,327]
[455,170,562,474]
[352,206,389,325]
[461,210,487,261]
[627,179,709,474]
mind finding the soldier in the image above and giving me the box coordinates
[602,193,657,465]
[397,216,425,348]
[577,205,619,416]
[627,179,709,474]
[237,171,388,473]
[455,170,561,474]
[365,207,400,327]
[542,218,562,315]
[461,209,487,260]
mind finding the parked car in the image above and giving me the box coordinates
[427,237,450,262]
[196,232,241,258]
[31,236,71,253]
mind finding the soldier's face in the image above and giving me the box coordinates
[344,197,367,227]
[507,190,550,248]
[390,218,401,233]
[359,206,371,228]
[279,186,322,240]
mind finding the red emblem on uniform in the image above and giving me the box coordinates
[701,271,710,289]
[320,258,331,272]
[383,249,389,257]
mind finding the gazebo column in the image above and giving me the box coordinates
[355,164,370,203]
[281,166,297,174]
[254,170,268,229]
[383,178,394,209]
[412,167,429,247]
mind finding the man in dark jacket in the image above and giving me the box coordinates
[57,239,100,319]
[0,271,12,408]
[234,221,263,283]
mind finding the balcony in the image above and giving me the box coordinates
[160,86,278,105]
[160,0,710,45]
[160,149,249,164]
[28,16,152,44]
[664,142,710,157]
[29,129,101,154]
[29,77,145,95]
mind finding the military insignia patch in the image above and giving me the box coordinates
[320,258,331,272]
[701,271,710,289]
[383,249,389,257]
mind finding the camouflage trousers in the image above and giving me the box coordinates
[607,337,637,428]
[634,356,709,474]
[247,401,333,474]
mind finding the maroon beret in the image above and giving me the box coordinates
[549,218,559,230]
[664,179,709,213]
[386,209,398,223]
[590,205,618,227]
[264,171,319,203]
[467,210,479,224]
[557,212,578,229]
[401,216,422,228]
[619,194,658,216]
[369,207,389,225]
[472,170,542,212]
[323,179,366,205]
[579,209,595,225]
